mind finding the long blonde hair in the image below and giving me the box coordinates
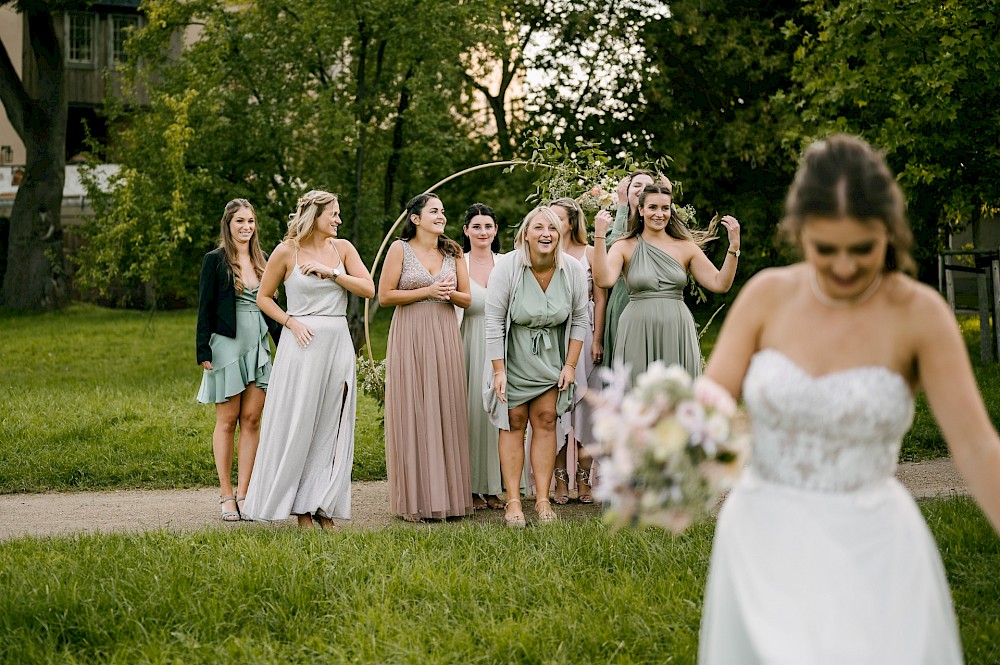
[625,183,720,249]
[513,206,564,268]
[218,198,267,293]
[286,189,338,246]
[549,197,589,246]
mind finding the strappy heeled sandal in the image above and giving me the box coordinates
[235,496,250,521]
[535,497,558,523]
[552,467,570,505]
[576,463,594,504]
[219,495,240,522]
[504,499,526,528]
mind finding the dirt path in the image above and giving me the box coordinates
[0,458,968,541]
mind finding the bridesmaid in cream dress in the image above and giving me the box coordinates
[243,190,375,530]
[380,193,474,522]
[460,203,504,511]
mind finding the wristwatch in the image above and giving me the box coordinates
[727,248,741,258]
[331,267,343,280]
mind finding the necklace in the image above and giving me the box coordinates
[809,268,883,308]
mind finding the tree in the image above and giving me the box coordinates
[778,0,1000,276]
[629,0,805,295]
[76,0,493,341]
[0,0,83,309]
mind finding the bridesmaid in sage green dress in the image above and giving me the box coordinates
[460,203,503,511]
[196,199,282,522]
[602,170,655,368]
[593,182,742,384]
[484,206,589,527]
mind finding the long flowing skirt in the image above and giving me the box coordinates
[386,302,472,519]
[461,309,502,496]
[242,315,355,521]
[699,472,963,665]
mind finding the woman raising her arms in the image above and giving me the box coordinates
[592,182,741,382]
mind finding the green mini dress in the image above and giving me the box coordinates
[196,287,272,403]
[504,267,575,414]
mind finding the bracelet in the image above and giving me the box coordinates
[284,314,292,327]
[493,370,505,376]
[565,362,577,369]
[594,235,607,240]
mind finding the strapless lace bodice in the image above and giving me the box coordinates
[743,349,914,492]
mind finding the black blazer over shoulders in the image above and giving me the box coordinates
[196,247,282,364]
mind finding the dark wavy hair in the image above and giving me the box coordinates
[462,203,501,253]
[779,134,914,274]
[400,192,462,258]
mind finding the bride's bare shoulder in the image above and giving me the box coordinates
[735,264,806,305]
[885,272,953,321]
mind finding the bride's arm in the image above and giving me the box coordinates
[915,285,1000,535]
[702,269,778,398]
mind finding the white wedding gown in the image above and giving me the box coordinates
[699,349,963,664]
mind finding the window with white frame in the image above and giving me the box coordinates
[109,14,140,66]
[66,12,97,65]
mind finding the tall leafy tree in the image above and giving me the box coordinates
[0,0,85,309]
[629,0,803,291]
[77,0,489,339]
[778,0,1000,275]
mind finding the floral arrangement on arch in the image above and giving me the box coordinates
[588,361,747,533]
[356,353,386,408]
[517,138,671,218]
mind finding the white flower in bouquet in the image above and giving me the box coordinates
[577,183,618,216]
[587,362,747,533]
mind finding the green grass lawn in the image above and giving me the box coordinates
[0,304,996,493]
[0,497,995,664]
[0,304,389,493]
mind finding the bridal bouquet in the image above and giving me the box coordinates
[576,183,617,216]
[589,361,746,533]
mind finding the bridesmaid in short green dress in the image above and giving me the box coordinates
[196,199,282,522]
[593,182,742,385]
[484,206,589,527]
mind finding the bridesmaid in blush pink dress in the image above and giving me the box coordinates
[379,192,474,522]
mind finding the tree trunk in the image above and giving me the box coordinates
[1,6,68,310]
[346,20,371,350]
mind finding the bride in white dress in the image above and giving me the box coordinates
[699,134,1000,664]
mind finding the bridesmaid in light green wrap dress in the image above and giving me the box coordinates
[593,182,743,385]
[484,206,589,527]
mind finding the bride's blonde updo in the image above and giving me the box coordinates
[285,189,339,245]
[780,134,915,274]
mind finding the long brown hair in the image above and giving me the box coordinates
[625,184,720,249]
[218,198,267,293]
[400,192,462,258]
[779,134,915,274]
